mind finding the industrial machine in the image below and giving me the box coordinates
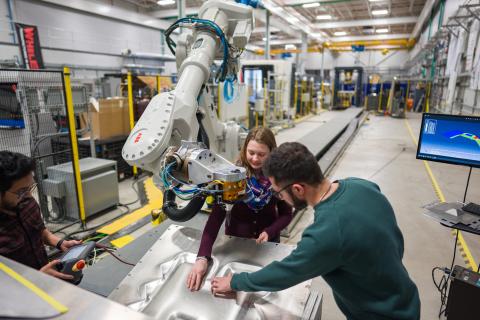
[365,74,381,111]
[445,265,480,320]
[333,67,363,109]
[391,90,406,118]
[242,60,295,127]
[42,158,119,220]
[122,0,261,222]
[387,79,408,118]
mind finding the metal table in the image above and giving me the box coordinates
[0,256,154,320]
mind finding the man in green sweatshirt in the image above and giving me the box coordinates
[211,142,420,320]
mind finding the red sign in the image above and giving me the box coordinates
[15,23,44,69]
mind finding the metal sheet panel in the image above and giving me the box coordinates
[109,225,322,320]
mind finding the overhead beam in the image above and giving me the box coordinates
[253,9,298,38]
[39,0,172,30]
[150,7,200,19]
[257,45,409,55]
[410,0,436,40]
[326,39,413,48]
[251,34,410,47]
[331,33,412,42]
[365,0,372,19]
[314,16,418,29]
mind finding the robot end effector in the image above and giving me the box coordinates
[160,142,247,222]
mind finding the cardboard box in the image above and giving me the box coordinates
[80,97,131,140]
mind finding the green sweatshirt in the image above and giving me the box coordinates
[231,178,420,320]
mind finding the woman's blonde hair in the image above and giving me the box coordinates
[238,127,277,176]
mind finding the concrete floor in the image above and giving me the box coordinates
[78,110,480,319]
[283,112,480,320]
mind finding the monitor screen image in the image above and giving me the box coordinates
[416,113,480,168]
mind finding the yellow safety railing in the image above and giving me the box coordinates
[156,75,161,94]
[127,72,138,177]
[405,80,410,111]
[378,83,384,113]
[425,82,431,113]
[63,67,87,226]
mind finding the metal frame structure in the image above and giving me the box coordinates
[0,68,88,229]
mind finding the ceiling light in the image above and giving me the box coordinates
[376,28,389,33]
[303,2,320,8]
[311,33,322,38]
[372,9,389,15]
[285,44,297,50]
[287,17,300,23]
[157,0,175,6]
[316,14,332,20]
[334,31,347,36]
[369,0,384,2]
[144,20,154,25]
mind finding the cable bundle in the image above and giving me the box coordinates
[160,162,224,201]
[164,17,241,83]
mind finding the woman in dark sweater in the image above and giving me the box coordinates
[186,127,293,291]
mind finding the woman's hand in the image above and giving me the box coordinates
[187,258,209,291]
[256,231,269,244]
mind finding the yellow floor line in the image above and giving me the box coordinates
[0,262,68,314]
[404,118,477,269]
[110,235,135,248]
[97,177,163,235]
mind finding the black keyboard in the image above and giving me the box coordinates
[462,203,480,216]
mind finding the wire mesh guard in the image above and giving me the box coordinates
[0,69,88,232]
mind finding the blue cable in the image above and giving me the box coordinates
[223,77,235,104]
[235,0,263,8]
[168,17,230,81]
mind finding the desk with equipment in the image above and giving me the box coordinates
[417,113,480,320]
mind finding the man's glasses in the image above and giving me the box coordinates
[272,183,294,200]
[8,183,37,200]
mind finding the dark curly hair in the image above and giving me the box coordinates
[0,151,35,193]
[263,142,324,186]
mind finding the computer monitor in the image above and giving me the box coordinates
[416,113,480,168]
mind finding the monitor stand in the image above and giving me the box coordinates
[463,167,473,204]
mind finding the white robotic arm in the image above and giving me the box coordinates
[122,0,256,221]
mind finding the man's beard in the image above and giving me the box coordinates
[289,192,308,210]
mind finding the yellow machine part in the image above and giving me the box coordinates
[222,180,247,203]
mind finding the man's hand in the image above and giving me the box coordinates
[211,273,234,295]
[187,258,209,291]
[60,239,82,252]
[256,231,269,244]
[40,260,74,280]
